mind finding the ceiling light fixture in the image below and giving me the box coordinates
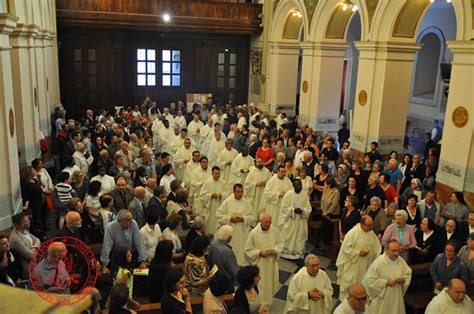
[291,9,302,18]
[162,13,171,22]
[341,1,358,12]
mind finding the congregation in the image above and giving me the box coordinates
[1,98,473,313]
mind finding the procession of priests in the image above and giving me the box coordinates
[50,101,473,313]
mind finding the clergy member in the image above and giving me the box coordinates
[362,239,412,314]
[278,179,312,261]
[173,138,193,182]
[333,283,369,314]
[198,119,214,156]
[336,215,381,301]
[285,254,333,314]
[216,184,255,264]
[217,140,238,185]
[230,149,254,185]
[189,156,211,210]
[244,157,272,216]
[425,278,473,313]
[260,165,292,226]
[208,131,225,168]
[197,166,231,234]
[158,119,173,153]
[244,212,284,305]
[188,114,204,151]
[182,150,201,193]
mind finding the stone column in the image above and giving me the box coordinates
[435,41,474,204]
[0,13,22,230]
[34,30,49,136]
[10,22,40,167]
[351,41,420,154]
[299,41,347,131]
[265,41,300,115]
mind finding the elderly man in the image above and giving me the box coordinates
[128,186,147,228]
[244,213,283,305]
[426,278,473,313]
[57,211,83,240]
[336,215,381,301]
[207,225,239,293]
[217,140,238,185]
[173,137,193,182]
[260,165,292,226]
[144,178,157,207]
[147,186,168,230]
[216,184,255,264]
[285,254,333,313]
[115,141,133,168]
[111,177,134,213]
[73,142,92,175]
[278,179,312,261]
[333,283,369,314]
[100,209,147,275]
[197,166,231,234]
[230,149,254,185]
[134,149,157,180]
[362,239,412,314]
[33,242,71,294]
[384,158,403,194]
[244,157,272,215]
[9,213,41,278]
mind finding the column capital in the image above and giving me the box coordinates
[447,40,474,65]
[301,41,348,57]
[355,41,420,61]
[11,23,39,39]
[0,13,18,35]
[268,41,300,55]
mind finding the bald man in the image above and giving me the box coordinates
[426,279,473,313]
[128,186,147,228]
[33,242,71,294]
[336,215,381,301]
[285,254,333,313]
[57,211,83,240]
[333,283,369,314]
[244,213,283,305]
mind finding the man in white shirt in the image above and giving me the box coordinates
[333,283,369,314]
[139,209,163,262]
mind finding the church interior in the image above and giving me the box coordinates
[0,0,473,313]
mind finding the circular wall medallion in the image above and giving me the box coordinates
[302,80,308,93]
[34,87,37,107]
[9,109,14,137]
[358,90,368,106]
[261,74,266,84]
[452,106,469,128]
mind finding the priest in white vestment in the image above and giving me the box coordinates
[182,150,201,192]
[216,184,255,264]
[217,140,238,185]
[187,114,204,150]
[189,157,211,210]
[426,279,473,314]
[198,119,214,156]
[158,120,174,153]
[244,157,273,217]
[170,128,188,155]
[333,283,370,314]
[285,254,333,314]
[244,213,283,305]
[151,118,163,148]
[174,110,187,129]
[173,138,193,182]
[260,165,293,226]
[362,239,412,314]
[206,123,227,144]
[230,150,254,185]
[336,215,381,301]
[197,166,231,234]
[207,131,225,168]
[278,179,312,260]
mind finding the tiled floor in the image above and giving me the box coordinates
[270,242,340,313]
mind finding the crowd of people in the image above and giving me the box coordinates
[1,97,473,313]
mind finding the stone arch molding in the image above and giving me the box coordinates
[272,0,472,42]
[271,0,308,42]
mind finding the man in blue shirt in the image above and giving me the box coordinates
[384,159,403,194]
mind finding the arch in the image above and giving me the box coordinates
[309,0,369,42]
[371,0,471,42]
[271,0,308,42]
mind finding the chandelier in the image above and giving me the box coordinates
[341,1,358,12]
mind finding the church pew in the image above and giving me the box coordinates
[100,293,234,314]
[404,290,434,313]
[404,262,435,312]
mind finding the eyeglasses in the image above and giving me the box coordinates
[350,294,368,302]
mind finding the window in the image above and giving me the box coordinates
[137,48,156,86]
[217,51,237,89]
[162,50,181,87]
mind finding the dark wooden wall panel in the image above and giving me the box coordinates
[58,28,250,119]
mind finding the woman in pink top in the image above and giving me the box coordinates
[382,209,416,262]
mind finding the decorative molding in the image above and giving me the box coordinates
[436,159,466,192]
[358,90,367,106]
[303,0,319,29]
[392,0,430,38]
[302,80,308,93]
[451,106,468,128]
